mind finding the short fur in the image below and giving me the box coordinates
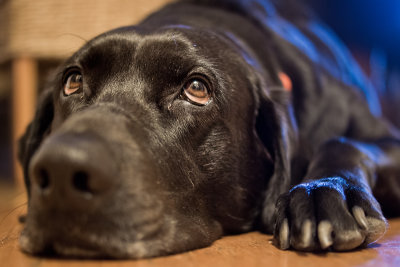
[19,0,400,258]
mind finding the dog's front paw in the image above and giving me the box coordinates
[273,177,387,251]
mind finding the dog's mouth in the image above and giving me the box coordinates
[19,229,165,259]
[19,233,106,259]
[19,210,175,259]
[19,216,173,258]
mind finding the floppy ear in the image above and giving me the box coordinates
[18,88,54,193]
[254,80,295,234]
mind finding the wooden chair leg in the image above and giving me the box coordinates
[11,57,38,189]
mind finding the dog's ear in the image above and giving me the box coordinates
[18,88,54,193]
[253,77,295,233]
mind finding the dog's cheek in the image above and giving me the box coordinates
[193,125,263,232]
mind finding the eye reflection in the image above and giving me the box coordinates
[182,79,211,105]
[64,72,83,96]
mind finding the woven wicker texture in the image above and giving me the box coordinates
[0,0,172,62]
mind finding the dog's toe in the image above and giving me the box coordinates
[332,228,364,251]
[364,216,387,244]
[272,177,388,252]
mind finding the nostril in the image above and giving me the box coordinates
[37,169,50,190]
[72,171,91,193]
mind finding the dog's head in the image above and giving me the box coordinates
[18,21,291,258]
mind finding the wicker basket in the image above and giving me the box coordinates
[0,0,172,63]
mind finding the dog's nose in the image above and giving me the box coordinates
[29,134,117,209]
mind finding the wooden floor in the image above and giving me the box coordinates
[1,187,399,267]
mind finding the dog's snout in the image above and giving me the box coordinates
[33,165,92,195]
[29,134,117,208]
[72,171,91,193]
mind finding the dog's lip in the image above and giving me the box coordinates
[19,204,167,259]
[52,244,104,258]
[19,233,105,259]
[19,217,166,259]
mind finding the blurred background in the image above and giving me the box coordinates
[0,0,399,187]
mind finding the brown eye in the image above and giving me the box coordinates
[63,72,83,96]
[182,79,211,105]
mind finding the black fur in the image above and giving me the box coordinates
[18,0,400,258]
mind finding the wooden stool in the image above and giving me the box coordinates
[11,58,37,187]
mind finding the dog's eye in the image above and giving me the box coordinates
[182,79,211,105]
[63,72,83,96]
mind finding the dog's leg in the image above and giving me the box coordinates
[370,139,400,218]
[274,137,400,251]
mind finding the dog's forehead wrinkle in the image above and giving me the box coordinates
[135,31,194,53]
[80,39,135,67]
[91,76,141,104]
[82,29,141,54]
[133,40,195,89]
[73,29,242,114]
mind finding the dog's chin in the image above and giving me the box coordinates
[19,214,173,259]
[20,231,112,259]
[19,233,157,259]
[43,243,105,259]
[19,228,171,259]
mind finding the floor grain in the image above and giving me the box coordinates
[1,189,399,267]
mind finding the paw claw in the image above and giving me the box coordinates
[275,179,387,252]
[279,218,290,250]
[300,219,312,248]
[352,206,368,230]
[318,220,333,249]
[291,219,313,250]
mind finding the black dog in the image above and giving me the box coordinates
[18,0,400,258]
